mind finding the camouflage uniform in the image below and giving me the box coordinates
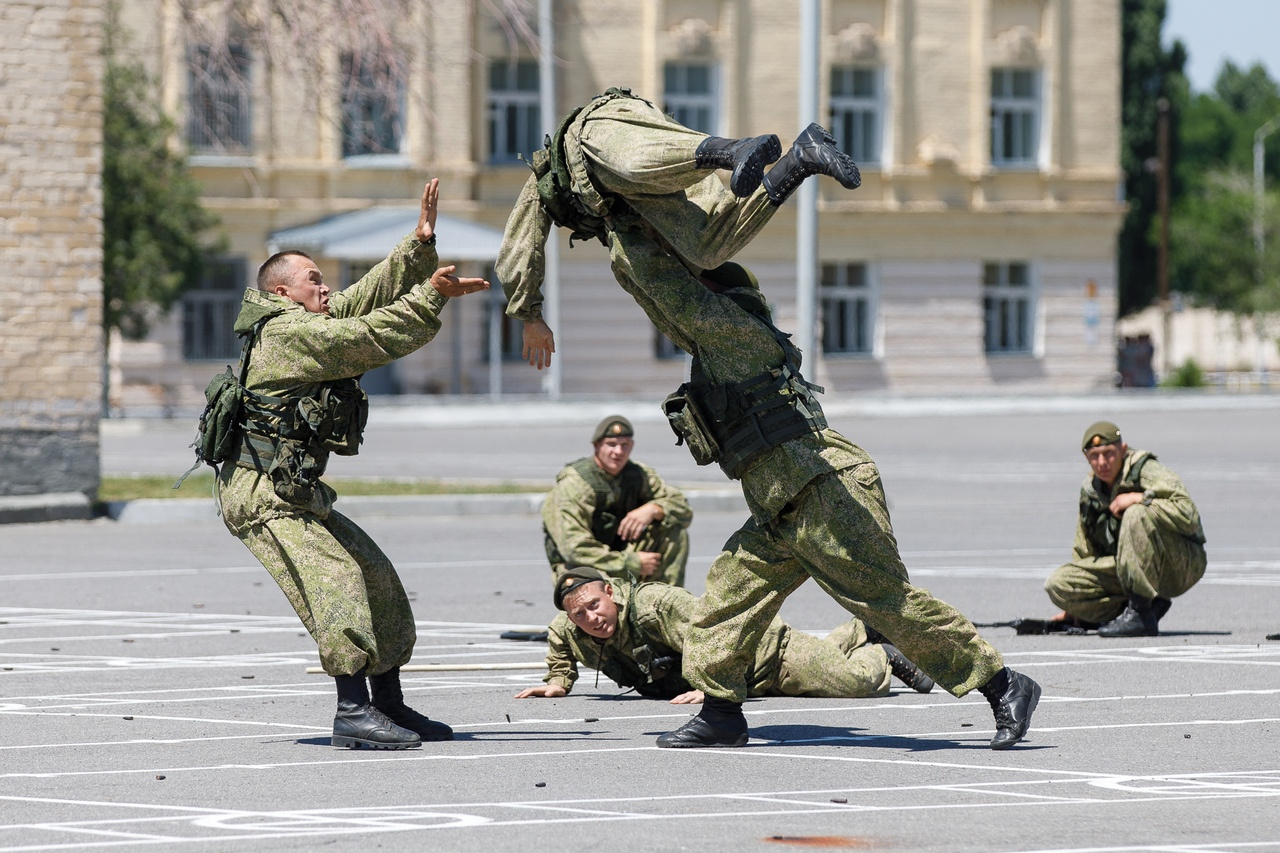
[1045,449,1207,624]
[218,236,449,677]
[543,458,693,586]
[496,95,777,322]
[543,582,891,699]
[597,220,1005,704]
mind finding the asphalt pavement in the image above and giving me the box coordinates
[2,392,1279,852]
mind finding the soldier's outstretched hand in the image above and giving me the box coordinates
[415,179,439,243]
[430,265,489,297]
[670,690,705,705]
[522,319,556,370]
[515,683,567,699]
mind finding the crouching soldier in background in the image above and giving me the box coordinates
[1046,421,1207,637]
[542,415,692,588]
[513,568,934,704]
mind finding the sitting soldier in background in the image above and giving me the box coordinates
[513,568,934,703]
[1045,420,1207,637]
[542,415,693,587]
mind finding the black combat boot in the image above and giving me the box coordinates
[978,668,1041,750]
[761,122,862,205]
[1098,595,1161,637]
[694,133,783,197]
[656,695,749,748]
[880,643,935,694]
[369,666,454,742]
[332,671,422,749]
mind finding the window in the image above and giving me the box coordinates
[482,267,526,362]
[654,327,686,360]
[186,43,251,152]
[829,67,881,164]
[341,53,405,157]
[990,69,1039,166]
[983,262,1034,353]
[664,63,717,134]
[820,263,874,355]
[182,258,246,361]
[488,60,541,163]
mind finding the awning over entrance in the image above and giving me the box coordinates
[267,207,504,262]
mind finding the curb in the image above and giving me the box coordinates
[104,489,749,525]
[0,493,93,525]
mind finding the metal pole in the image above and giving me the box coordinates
[488,286,502,400]
[1254,116,1280,259]
[795,0,820,363]
[539,0,561,398]
[1157,98,1171,377]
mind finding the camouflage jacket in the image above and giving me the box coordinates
[1072,448,1207,561]
[541,457,692,579]
[543,581,786,697]
[218,235,448,529]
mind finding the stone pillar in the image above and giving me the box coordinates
[0,0,105,521]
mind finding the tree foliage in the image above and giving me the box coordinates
[1118,0,1188,316]
[1169,62,1280,317]
[103,32,218,340]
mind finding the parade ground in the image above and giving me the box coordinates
[2,394,1279,852]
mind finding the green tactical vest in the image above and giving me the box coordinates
[229,324,370,505]
[544,457,648,566]
[527,87,645,246]
[1080,453,1151,557]
[665,288,827,480]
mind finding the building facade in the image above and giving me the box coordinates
[0,0,104,513]
[114,0,1124,407]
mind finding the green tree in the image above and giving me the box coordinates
[1169,63,1280,319]
[1118,0,1189,316]
[103,38,218,341]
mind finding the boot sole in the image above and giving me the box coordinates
[656,733,749,748]
[729,135,783,198]
[331,735,422,750]
[990,682,1042,750]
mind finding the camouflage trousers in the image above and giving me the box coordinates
[570,96,777,272]
[221,479,417,677]
[1046,504,1208,623]
[685,465,1006,702]
[768,620,892,699]
[551,524,690,588]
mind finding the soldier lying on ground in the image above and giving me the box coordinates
[513,568,934,704]
[512,251,1042,751]
[216,180,488,750]
[1044,421,1207,637]
[542,414,692,588]
[496,86,861,370]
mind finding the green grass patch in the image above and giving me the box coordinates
[104,474,542,501]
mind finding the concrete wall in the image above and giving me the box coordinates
[0,0,104,507]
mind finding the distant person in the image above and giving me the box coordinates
[1045,421,1206,637]
[514,568,934,703]
[543,415,692,587]
[217,180,488,749]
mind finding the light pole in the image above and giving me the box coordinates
[1253,115,1280,257]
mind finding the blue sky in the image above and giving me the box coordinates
[1164,0,1280,93]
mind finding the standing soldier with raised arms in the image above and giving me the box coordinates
[216,180,489,750]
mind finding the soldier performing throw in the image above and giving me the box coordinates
[1045,421,1207,637]
[513,568,934,704]
[542,415,692,588]
[510,240,1042,750]
[215,180,488,749]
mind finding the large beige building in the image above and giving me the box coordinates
[115,0,1123,408]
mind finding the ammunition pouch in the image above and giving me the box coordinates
[235,378,368,504]
[662,387,721,467]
